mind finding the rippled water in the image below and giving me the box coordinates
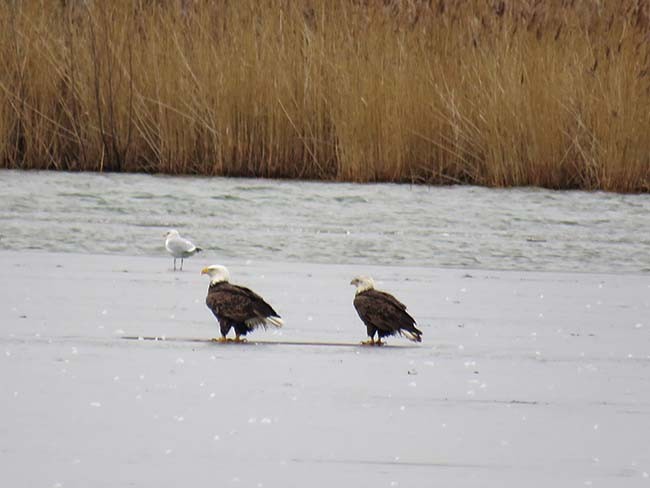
[1,170,648,272]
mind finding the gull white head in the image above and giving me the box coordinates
[201,264,230,284]
[350,276,375,294]
[164,229,180,239]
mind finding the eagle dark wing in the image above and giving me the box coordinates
[206,282,279,323]
[353,289,422,342]
[373,290,408,310]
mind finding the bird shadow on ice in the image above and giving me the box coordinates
[121,335,421,349]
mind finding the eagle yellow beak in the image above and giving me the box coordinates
[200,267,209,275]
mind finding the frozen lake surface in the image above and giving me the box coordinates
[2,252,649,488]
[1,169,649,272]
[1,170,649,487]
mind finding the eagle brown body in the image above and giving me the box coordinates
[351,277,422,345]
[202,265,283,342]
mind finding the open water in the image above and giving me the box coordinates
[1,170,648,273]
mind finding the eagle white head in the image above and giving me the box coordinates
[350,275,376,294]
[201,264,230,284]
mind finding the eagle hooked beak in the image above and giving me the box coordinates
[200,267,210,275]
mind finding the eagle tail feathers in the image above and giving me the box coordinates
[244,315,284,329]
[266,316,284,328]
[402,327,423,343]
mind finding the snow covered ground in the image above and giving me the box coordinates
[1,251,649,487]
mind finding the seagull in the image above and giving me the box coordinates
[164,229,202,271]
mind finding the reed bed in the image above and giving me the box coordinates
[1,0,649,192]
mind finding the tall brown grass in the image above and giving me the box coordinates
[1,0,649,192]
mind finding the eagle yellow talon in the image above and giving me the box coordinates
[361,339,375,346]
[211,337,229,343]
[234,336,248,343]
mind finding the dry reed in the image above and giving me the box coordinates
[1,0,649,192]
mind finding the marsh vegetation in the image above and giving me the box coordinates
[1,0,649,191]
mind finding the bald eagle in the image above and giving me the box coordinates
[201,265,284,342]
[165,229,202,271]
[351,276,422,345]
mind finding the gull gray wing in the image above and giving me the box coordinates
[166,236,197,255]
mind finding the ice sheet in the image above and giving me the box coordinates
[1,251,649,487]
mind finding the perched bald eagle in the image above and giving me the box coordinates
[201,265,284,342]
[165,229,202,271]
[351,276,422,345]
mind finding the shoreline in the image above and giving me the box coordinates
[4,167,650,194]
[3,248,649,277]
